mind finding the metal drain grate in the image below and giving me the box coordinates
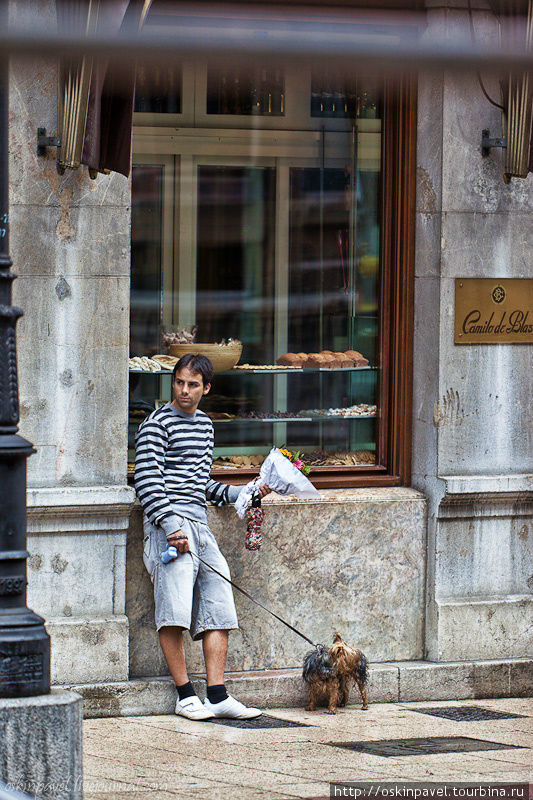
[411,706,528,722]
[327,736,525,757]
[209,714,308,729]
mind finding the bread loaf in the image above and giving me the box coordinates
[344,350,369,365]
[277,353,304,366]
[320,353,342,368]
[305,353,328,368]
[333,352,354,367]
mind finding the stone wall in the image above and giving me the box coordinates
[413,1,533,660]
[8,0,135,684]
[127,489,427,676]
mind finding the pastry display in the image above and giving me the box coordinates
[276,353,305,367]
[344,350,369,366]
[233,363,303,370]
[212,454,266,468]
[211,450,376,469]
[161,326,198,348]
[152,354,178,370]
[237,410,310,420]
[206,412,236,421]
[276,349,369,368]
[129,356,162,372]
[303,404,377,417]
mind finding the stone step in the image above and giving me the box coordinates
[64,657,532,718]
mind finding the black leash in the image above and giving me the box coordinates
[187,549,317,648]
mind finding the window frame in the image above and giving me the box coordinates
[130,75,416,489]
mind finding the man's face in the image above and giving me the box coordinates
[172,366,210,414]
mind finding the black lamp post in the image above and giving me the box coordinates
[0,50,50,697]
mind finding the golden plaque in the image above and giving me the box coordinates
[455,279,533,344]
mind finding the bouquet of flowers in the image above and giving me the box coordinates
[235,447,319,521]
[279,447,311,476]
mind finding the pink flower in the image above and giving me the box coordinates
[293,459,303,470]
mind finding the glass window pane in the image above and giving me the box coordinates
[130,62,384,480]
[130,165,162,356]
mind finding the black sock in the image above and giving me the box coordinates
[176,681,196,701]
[207,684,228,704]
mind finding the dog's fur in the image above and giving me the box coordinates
[302,632,368,714]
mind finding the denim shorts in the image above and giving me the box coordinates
[143,512,239,638]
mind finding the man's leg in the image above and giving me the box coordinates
[159,625,214,720]
[203,629,228,686]
[158,626,189,685]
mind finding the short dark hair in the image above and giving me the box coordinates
[172,354,214,386]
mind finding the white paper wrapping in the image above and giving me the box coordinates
[234,447,320,519]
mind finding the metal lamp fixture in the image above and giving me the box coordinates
[500,0,533,180]
[39,0,153,177]
[56,0,101,173]
[484,0,533,181]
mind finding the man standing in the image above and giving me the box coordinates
[135,354,270,720]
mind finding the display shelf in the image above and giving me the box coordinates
[129,365,374,375]
[212,414,376,423]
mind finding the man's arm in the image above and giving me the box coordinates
[134,417,183,537]
[205,478,242,506]
[206,479,271,505]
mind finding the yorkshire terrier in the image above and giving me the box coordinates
[302,632,369,714]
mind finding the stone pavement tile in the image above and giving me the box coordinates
[175,787,324,800]
[85,792,194,800]
[84,734,358,790]
[370,751,532,780]
[477,748,533,766]
[120,716,321,745]
[82,755,215,790]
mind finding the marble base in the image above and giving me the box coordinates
[27,487,135,684]
[127,489,427,676]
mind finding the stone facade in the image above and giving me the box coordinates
[412,2,533,661]
[127,489,427,676]
[5,0,532,690]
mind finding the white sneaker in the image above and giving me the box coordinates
[175,695,215,720]
[204,694,262,719]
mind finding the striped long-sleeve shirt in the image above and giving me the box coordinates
[134,402,242,535]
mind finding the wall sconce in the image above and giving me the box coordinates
[483,0,533,182]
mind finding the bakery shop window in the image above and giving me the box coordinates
[129,60,415,488]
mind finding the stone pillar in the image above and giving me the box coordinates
[0,690,82,800]
[8,0,135,683]
[413,1,533,661]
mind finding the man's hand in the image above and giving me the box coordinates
[257,484,271,499]
[166,530,190,553]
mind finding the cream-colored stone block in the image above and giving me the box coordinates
[435,596,533,661]
[46,617,129,685]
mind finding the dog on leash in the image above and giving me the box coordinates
[302,632,369,714]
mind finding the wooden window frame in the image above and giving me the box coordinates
[212,76,417,489]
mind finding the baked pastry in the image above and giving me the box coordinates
[277,353,305,366]
[333,352,354,367]
[319,353,342,368]
[305,353,329,368]
[295,352,309,365]
[344,350,369,366]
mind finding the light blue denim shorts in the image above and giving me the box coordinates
[143,512,239,638]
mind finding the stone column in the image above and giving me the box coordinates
[9,0,135,683]
[413,1,533,661]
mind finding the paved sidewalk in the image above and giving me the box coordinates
[83,698,532,800]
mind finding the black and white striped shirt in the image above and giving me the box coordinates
[135,402,241,534]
